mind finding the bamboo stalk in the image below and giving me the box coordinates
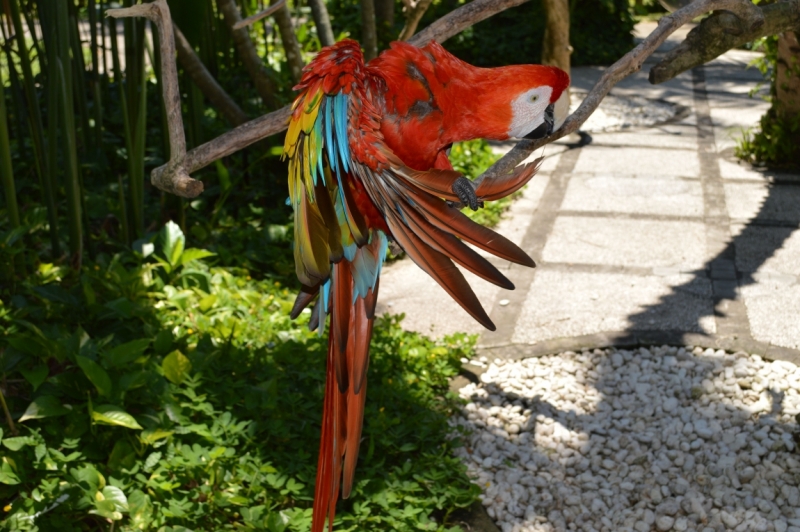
[0,69,21,242]
[9,0,59,257]
[56,0,83,267]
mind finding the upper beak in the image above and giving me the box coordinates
[523,90,570,140]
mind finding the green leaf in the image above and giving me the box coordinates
[101,485,129,512]
[162,350,192,384]
[92,405,143,430]
[2,436,36,451]
[159,220,185,267]
[140,429,173,445]
[19,395,70,422]
[76,356,112,397]
[103,338,150,368]
[0,460,20,485]
[179,248,215,267]
[19,364,48,390]
[70,463,105,492]
[154,330,174,355]
[128,490,154,530]
[266,511,290,532]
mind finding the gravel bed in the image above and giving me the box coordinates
[450,346,800,532]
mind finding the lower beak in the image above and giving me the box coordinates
[524,104,555,140]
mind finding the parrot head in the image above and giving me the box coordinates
[477,64,571,141]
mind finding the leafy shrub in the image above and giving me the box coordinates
[0,223,479,531]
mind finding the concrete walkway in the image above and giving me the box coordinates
[376,26,800,366]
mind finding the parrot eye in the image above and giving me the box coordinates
[530,95,539,103]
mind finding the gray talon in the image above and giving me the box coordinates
[452,177,480,211]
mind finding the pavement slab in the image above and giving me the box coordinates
[376,29,800,363]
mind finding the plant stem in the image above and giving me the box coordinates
[0,377,18,436]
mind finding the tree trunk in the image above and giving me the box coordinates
[774,30,800,118]
[271,0,305,84]
[361,0,379,60]
[308,0,336,47]
[375,0,395,43]
[541,0,571,75]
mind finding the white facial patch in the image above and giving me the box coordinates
[507,86,553,139]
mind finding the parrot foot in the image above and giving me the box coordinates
[451,177,483,211]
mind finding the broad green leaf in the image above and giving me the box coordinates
[198,294,217,312]
[90,498,122,520]
[0,461,19,485]
[154,329,174,355]
[101,486,129,512]
[162,350,192,384]
[128,490,154,530]
[19,395,70,422]
[2,436,36,451]
[92,405,143,430]
[76,356,112,396]
[266,511,290,532]
[140,429,173,445]
[159,220,185,267]
[71,463,105,492]
[103,338,150,368]
[108,440,137,471]
[179,248,215,267]
[19,364,48,390]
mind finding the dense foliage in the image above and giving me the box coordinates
[1,222,479,531]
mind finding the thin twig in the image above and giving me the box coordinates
[0,378,18,436]
[107,0,201,197]
[232,0,286,30]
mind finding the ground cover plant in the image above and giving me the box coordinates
[0,221,479,531]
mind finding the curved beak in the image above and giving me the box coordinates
[523,90,570,140]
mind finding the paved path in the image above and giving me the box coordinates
[376,26,800,366]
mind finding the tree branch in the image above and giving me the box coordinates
[650,0,800,84]
[232,0,286,30]
[469,0,764,191]
[173,23,249,127]
[107,0,202,197]
[216,0,279,108]
[398,0,435,42]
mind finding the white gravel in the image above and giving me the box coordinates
[450,345,800,532]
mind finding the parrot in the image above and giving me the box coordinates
[282,38,570,532]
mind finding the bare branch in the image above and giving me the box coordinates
[470,0,765,191]
[398,0,434,42]
[107,0,202,198]
[408,0,531,47]
[216,0,279,108]
[163,106,293,177]
[173,23,249,127]
[271,0,305,84]
[232,0,286,30]
[650,0,800,84]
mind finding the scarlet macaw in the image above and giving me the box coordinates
[283,39,569,531]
